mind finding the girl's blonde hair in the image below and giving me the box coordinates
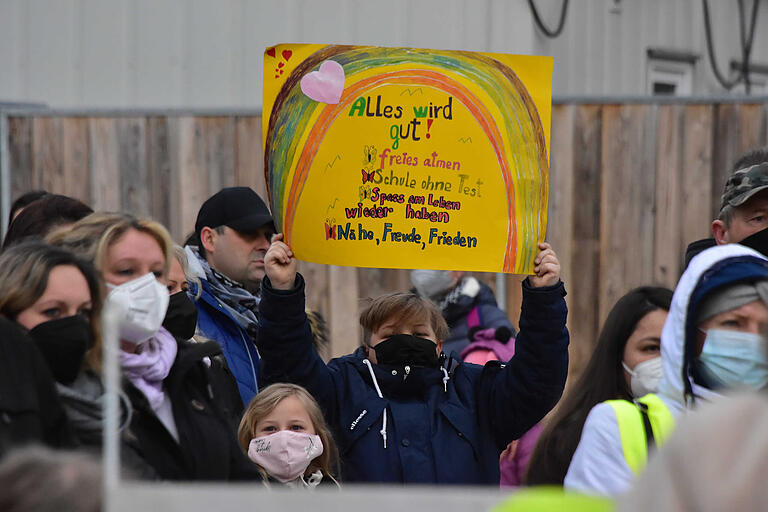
[238,383,339,480]
[0,241,104,371]
[47,212,173,277]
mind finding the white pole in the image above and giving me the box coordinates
[0,113,10,240]
[102,303,121,511]
[495,273,506,311]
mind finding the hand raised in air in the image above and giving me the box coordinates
[265,233,297,290]
[529,242,561,288]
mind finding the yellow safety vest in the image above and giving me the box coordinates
[491,486,614,512]
[604,393,675,476]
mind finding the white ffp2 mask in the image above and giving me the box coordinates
[622,356,663,398]
[410,269,455,299]
[106,272,170,345]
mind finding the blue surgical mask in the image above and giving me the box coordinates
[699,329,768,390]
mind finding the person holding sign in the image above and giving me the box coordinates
[257,235,568,484]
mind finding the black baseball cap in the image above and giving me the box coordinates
[195,187,274,235]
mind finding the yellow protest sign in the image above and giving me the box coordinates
[263,44,551,273]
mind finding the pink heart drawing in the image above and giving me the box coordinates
[300,60,345,104]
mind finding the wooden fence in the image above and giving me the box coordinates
[3,101,768,380]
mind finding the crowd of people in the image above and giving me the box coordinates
[2,147,768,509]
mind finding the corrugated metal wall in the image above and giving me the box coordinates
[535,0,768,96]
[2,0,768,109]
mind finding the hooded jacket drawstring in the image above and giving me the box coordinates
[441,367,450,393]
[363,359,387,449]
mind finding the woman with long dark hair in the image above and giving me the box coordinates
[525,286,673,486]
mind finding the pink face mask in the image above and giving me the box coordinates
[248,430,324,483]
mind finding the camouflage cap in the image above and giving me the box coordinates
[721,162,768,211]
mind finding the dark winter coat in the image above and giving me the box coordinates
[0,318,73,458]
[258,274,569,484]
[122,338,260,481]
[441,278,516,356]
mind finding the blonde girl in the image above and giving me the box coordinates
[238,383,339,488]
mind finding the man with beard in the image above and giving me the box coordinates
[185,187,275,405]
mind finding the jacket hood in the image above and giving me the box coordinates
[658,243,768,411]
[442,277,494,321]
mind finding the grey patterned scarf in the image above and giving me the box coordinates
[190,247,260,337]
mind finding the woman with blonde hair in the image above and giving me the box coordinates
[48,212,260,481]
[238,383,339,488]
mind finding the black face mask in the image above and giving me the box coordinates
[163,291,198,340]
[29,315,92,385]
[373,334,440,368]
[740,226,768,258]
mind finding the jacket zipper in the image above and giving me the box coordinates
[238,328,259,393]
[204,287,260,394]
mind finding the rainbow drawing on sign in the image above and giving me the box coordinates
[263,44,551,274]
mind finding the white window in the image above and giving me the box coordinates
[646,60,694,96]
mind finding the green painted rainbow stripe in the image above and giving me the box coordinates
[264,46,548,273]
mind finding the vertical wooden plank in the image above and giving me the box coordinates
[328,265,360,358]
[639,105,659,284]
[168,116,207,242]
[653,105,683,288]
[391,269,413,294]
[681,105,714,255]
[737,104,765,155]
[89,118,121,211]
[61,118,91,204]
[147,116,172,234]
[117,118,149,218]
[711,104,737,218]
[299,261,330,313]
[599,105,627,325]
[234,116,267,200]
[204,117,236,193]
[32,117,63,193]
[710,104,765,220]
[548,104,575,291]
[358,268,404,300]
[544,103,578,374]
[503,274,525,332]
[762,103,768,148]
[599,104,656,326]
[8,117,33,201]
[567,105,602,377]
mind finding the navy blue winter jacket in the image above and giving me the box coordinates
[258,273,569,484]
